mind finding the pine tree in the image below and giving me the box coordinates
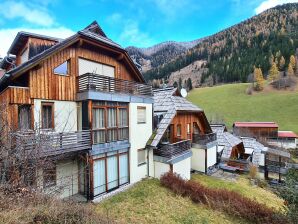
[173,81,178,88]
[287,63,294,77]
[187,78,193,90]
[279,56,285,70]
[254,67,265,91]
[178,77,182,90]
[268,62,279,82]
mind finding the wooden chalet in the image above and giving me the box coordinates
[233,122,278,139]
[0,21,153,200]
[148,87,217,178]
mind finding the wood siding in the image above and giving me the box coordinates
[0,86,31,104]
[233,127,278,138]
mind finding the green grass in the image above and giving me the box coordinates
[187,83,298,133]
[96,175,285,223]
[96,179,248,224]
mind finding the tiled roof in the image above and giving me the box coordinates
[210,124,227,134]
[241,137,266,165]
[218,132,242,159]
[233,122,278,128]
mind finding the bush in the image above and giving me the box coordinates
[248,164,258,179]
[160,172,288,224]
[256,178,268,188]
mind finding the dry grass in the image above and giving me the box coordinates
[191,174,285,212]
[96,178,248,224]
[0,185,110,224]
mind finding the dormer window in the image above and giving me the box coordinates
[54,61,69,76]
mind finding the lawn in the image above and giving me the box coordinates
[96,175,285,223]
[187,83,298,133]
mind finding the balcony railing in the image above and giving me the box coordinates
[192,133,217,146]
[154,139,191,159]
[15,130,91,157]
[78,73,153,96]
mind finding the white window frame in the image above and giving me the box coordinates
[137,106,146,124]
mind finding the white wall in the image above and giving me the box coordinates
[33,99,77,133]
[37,159,79,199]
[173,158,191,180]
[129,103,153,183]
[207,145,217,167]
[191,147,206,172]
[154,161,170,179]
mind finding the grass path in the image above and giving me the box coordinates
[187,83,298,133]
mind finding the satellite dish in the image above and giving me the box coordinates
[180,88,188,98]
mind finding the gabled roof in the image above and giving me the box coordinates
[149,87,203,147]
[217,132,243,159]
[0,21,145,89]
[7,31,62,55]
[233,122,278,128]
[210,124,227,134]
[278,131,298,138]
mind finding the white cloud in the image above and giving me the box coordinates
[0,1,54,26]
[0,27,74,57]
[255,0,298,14]
[119,20,153,47]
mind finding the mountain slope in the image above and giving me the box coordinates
[129,3,298,85]
[126,38,203,72]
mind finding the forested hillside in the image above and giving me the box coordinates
[135,3,298,85]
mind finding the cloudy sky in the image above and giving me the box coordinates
[0,0,297,57]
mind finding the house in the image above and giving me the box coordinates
[147,88,217,179]
[0,21,153,200]
[267,131,298,149]
[233,122,278,139]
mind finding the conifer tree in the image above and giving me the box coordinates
[279,56,285,70]
[187,78,193,90]
[268,62,279,82]
[254,67,264,91]
[287,63,294,77]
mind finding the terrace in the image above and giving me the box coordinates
[77,73,153,97]
[192,132,217,146]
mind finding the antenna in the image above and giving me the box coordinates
[180,88,187,98]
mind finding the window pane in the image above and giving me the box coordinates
[18,105,31,130]
[92,108,105,129]
[108,108,116,127]
[42,105,53,129]
[54,61,68,75]
[138,149,146,165]
[118,127,129,140]
[118,108,128,127]
[177,124,181,137]
[93,130,105,144]
[137,107,146,123]
[119,153,128,185]
[107,129,117,142]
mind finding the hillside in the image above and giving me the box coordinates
[130,3,298,85]
[187,83,298,134]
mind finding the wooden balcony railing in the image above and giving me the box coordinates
[0,86,31,104]
[154,139,191,159]
[15,130,91,157]
[78,73,153,96]
[192,133,217,145]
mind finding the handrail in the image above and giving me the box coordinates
[192,132,217,145]
[77,73,153,96]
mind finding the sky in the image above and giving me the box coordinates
[0,0,297,57]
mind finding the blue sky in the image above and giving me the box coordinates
[0,0,297,56]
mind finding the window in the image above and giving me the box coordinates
[107,108,117,142]
[187,123,191,134]
[92,108,105,143]
[137,106,146,124]
[18,105,31,130]
[177,124,181,137]
[138,148,147,166]
[118,108,128,140]
[78,58,115,77]
[54,61,69,75]
[41,102,54,129]
[43,165,56,188]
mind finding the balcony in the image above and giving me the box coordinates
[77,73,153,97]
[154,139,192,161]
[15,130,91,157]
[192,133,217,146]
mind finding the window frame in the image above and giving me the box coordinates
[137,106,146,124]
[41,102,55,130]
[137,148,147,166]
[177,124,182,137]
[18,104,32,130]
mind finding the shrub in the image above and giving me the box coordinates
[248,164,258,179]
[256,178,268,188]
[160,172,288,224]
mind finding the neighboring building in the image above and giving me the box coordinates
[147,88,217,179]
[267,131,298,149]
[0,21,153,200]
[233,122,278,139]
